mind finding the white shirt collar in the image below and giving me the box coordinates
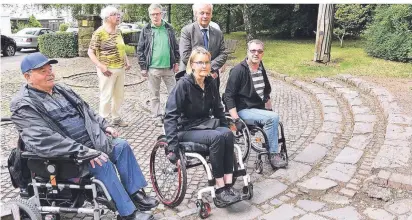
[198,23,210,31]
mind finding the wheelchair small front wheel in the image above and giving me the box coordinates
[255,160,263,174]
[196,200,211,219]
[150,139,187,208]
[242,183,254,200]
[9,198,41,220]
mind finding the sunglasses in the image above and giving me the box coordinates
[249,50,264,54]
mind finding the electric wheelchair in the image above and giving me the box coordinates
[7,138,124,220]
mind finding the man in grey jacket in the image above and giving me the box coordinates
[10,52,158,220]
[179,3,227,89]
[137,4,179,124]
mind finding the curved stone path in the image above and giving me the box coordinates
[1,57,412,220]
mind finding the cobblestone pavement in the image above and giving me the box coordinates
[1,57,412,220]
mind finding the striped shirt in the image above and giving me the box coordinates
[28,86,93,148]
[89,26,126,69]
[250,64,265,100]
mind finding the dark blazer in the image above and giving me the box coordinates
[179,22,227,72]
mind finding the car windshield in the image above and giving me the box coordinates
[16,29,38,35]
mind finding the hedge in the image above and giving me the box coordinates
[364,5,412,63]
[38,32,78,58]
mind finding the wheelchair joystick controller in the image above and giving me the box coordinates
[77,146,101,163]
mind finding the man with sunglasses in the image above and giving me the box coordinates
[224,39,287,169]
[137,4,180,126]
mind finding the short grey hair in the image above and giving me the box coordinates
[247,39,265,50]
[148,4,163,14]
[192,4,213,16]
[100,6,119,21]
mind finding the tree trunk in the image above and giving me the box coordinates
[168,4,171,23]
[243,4,256,43]
[314,4,334,63]
[226,5,231,34]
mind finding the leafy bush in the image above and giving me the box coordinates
[12,15,43,33]
[38,32,78,58]
[59,23,69,32]
[364,5,412,63]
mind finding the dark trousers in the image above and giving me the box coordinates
[178,127,234,178]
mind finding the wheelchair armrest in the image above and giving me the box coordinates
[21,151,74,160]
[75,149,101,162]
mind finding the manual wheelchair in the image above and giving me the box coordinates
[149,134,253,219]
[221,92,288,174]
[225,114,288,174]
[7,138,123,220]
[149,71,253,218]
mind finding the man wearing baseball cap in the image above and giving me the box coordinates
[10,52,158,220]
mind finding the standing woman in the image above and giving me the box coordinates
[164,47,240,206]
[88,6,130,127]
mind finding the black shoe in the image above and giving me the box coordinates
[131,190,159,211]
[120,210,154,220]
[214,187,241,208]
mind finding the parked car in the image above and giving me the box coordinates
[66,27,79,33]
[119,23,141,33]
[12,28,53,51]
[1,34,17,56]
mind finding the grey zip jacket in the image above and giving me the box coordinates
[10,83,111,158]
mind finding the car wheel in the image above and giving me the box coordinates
[4,45,16,56]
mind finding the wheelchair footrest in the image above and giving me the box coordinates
[213,197,242,208]
[233,169,246,178]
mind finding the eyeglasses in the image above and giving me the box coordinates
[110,13,121,17]
[150,12,162,17]
[249,50,264,54]
[193,61,211,66]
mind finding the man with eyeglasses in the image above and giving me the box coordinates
[137,4,180,126]
[224,39,287,169]
[179,3,227,90]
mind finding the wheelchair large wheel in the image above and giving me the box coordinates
[9,198,41,220]
[150,137,187,208]
[250,126,268,153]
[227,116,251,162]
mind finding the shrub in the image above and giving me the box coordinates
[364,5,412,63]
[38,32,78,58]
[59,23,69,32]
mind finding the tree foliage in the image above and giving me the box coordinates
[364,4,412,63]
[333,4,374,47]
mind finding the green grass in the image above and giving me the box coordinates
[125,45,136,56]
[225,32,412,79]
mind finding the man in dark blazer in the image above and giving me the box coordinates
[179,3,227,89]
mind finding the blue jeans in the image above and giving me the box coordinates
[238,108,280,153]
[88,138,147,216]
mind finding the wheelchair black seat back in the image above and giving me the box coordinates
[7,137,118,220]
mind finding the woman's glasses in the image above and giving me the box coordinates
[193,61,211,66]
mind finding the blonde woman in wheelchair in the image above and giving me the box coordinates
[163,47,241,206]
